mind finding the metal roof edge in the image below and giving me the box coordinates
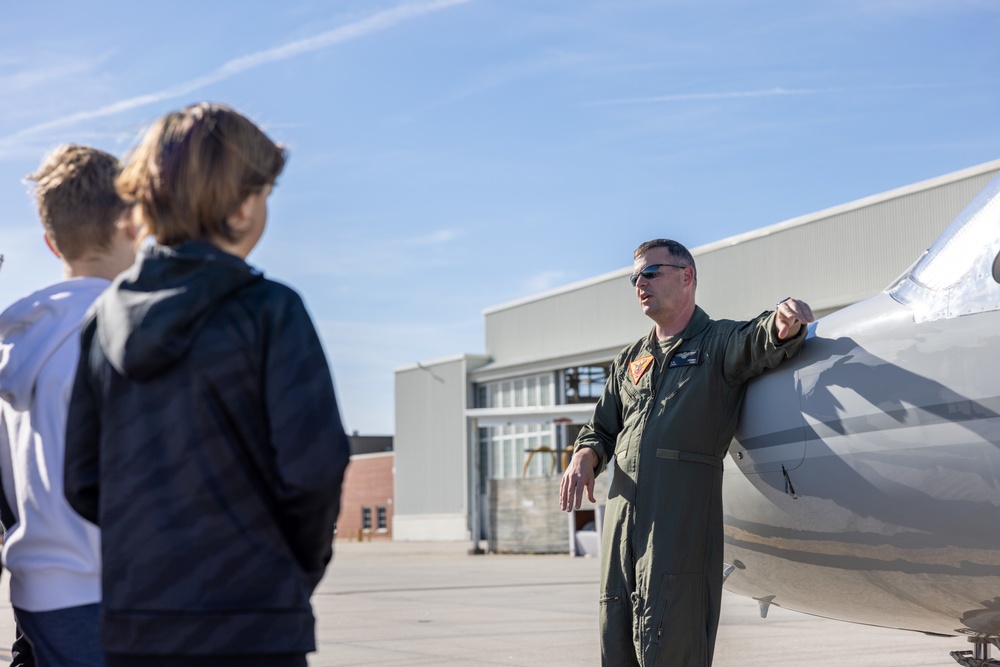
[394,353,491,374]
[481,159,1000,316]
[691,158,1000,256]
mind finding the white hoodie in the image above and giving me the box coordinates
[0,277,107,611]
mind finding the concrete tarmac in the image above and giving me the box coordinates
[314,541,971,666]
[0,541,974,665]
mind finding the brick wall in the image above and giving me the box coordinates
[336,452,394,541]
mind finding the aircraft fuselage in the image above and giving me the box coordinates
[724,292,1000,639]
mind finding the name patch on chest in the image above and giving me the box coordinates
[629,355,654,384]
[668,350,701,368]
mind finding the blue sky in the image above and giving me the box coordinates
[1,0,998,435]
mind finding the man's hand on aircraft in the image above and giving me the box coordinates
[775,297,815,340]
[560,448,598,512]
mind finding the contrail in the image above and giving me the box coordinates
[0,0,473,148]
[587,82,956,108]
[588,87,821,107]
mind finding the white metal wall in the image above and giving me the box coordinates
[393,354,489,539]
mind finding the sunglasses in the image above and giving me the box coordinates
[629,263,687,287]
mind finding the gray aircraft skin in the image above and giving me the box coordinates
[722,172,1000,658]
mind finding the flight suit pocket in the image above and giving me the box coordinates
[619,369,643,402]
[599,589,633,663]
[648,573,707,665]
[617,370,645,464]
[615,373,649,466]
[614,432,629,463]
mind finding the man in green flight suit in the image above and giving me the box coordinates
[559,238,813,667]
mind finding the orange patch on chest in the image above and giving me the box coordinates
[629,355,654,384]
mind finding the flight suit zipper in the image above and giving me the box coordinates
[631,335,685,654]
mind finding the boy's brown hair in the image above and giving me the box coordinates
[25,145,127,261]
[117,102,286,247]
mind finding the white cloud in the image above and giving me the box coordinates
[254,220,466,282]
[588,87,821,107]
[409,228,460,245]
[855,0,998,14]
[0,0,475,151]
[395,50,602,121]
[0,53,114,94]
[522,270,568,294]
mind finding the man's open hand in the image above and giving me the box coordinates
[560,448,598,512]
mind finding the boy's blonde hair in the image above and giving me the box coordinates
[117,102,286,247]
[25,145,126,261]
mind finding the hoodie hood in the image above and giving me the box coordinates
[96,240,264,381]
[0,278,110,411]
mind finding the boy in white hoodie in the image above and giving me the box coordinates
[0,145,136,666]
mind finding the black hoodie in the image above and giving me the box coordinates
[64,240,350,656]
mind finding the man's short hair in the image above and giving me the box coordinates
[633,239,697,280]
[117,102,286,247]
[25,145,126,261]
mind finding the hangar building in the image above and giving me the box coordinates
[393,159,1000,552]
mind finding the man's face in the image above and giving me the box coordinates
[632,247,693,321]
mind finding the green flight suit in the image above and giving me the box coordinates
[575,306,806,667]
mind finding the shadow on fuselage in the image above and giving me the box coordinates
[733,329,1000,561]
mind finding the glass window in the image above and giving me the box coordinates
[540,374,552,406]
[563,365,611,403]
[515,435,526,476]
[503,440,515,478]
[376,507,388,531]
[910,174,1000,291]
[478,372,561,479]
[889,172,1000,322]
[361,507,372,531]
[480,373,555,409]
[484,424,559,480]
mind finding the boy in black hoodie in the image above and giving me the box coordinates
[64,103,351,667]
